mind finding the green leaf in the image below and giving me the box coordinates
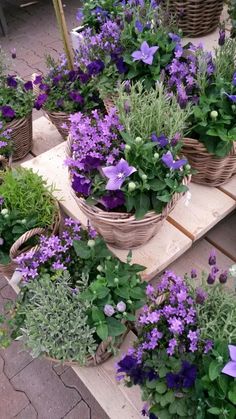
[130,287,145,300]
[107,317,126,337]
[96,287,110,299]
[207,407,221,415]
[149,179,166,192]
[209,360,221,381]
[73,240,91,259]
[96,323,108,341]
[134,193,150,220]
[92,307,105,322]
[228,387,236,405]
[156,194,171,203]
[114,287,130,299]
[156,381,167,394]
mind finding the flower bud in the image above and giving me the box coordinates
[141,174,147,181]
[97,265,103,272]
[210,110,218,120]
[21,219,27,224]
[185,164,191,171]
[116,301,126,312]
[208,250,216,266]
[104,304,115,317]
[219,270,228,284]
[4,214,9,219]
[114,277,119,283]
[0,238,4,246]
[135,136,142,143]
[128,182,136,191]
[125,144,131,152]
[87,239,95,248]
[207,273,215,285]
[232,105,236,112]
[1,208,8,216]
[154,153,159,160]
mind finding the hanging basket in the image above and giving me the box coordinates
[45,110,71,141]
[166,0,224,37]
[0,200,61,280]
[182,138,236,187]
[6,113,32,161]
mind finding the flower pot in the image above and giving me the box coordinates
[6,113,32,161]
[45,110,71,141]
[166,0,224,37]
[182,138,236,187]
[0,200,61,280]
[70,25,86,51]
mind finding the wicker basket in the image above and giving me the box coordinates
[167,0,224,37]
[0,201,61,280]
[103,95,117,113]
[182,138,236,187]
[6,113,32,161]
[0,155,11,171]
[45,110,71,141]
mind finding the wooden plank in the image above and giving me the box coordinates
[168,183,236,241]
[32,116,63,156]
[22,142,192,281]
[206,212,236,261]
[72,331,143,419]
[219,176,236,201]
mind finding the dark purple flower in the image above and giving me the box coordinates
[181,361,197,388]
[39,83,49,92]
[208,249,216,266]
[1,105,15,120]
[207,272,215,285]
[24,81,33,91]
[162,151,187,170]
[68,70,77,82]
[151,133,168,148]
[117,355,137,374]
[79,72,90,84]
[135,20,143,32]
[149,414,158,419]
[87,60,105,76]
[52,75,62,85]
[56,98,64,108]
[190,268,197,279]
[69,91,84,106]
[7,76,17,88]
[115,57,128,74]
[195,287,208,304]
[166,372,182,389]
[101,191,125,210]
[72,174,91,196]
[125,10,133,23]
[83,155,103,171]
[169,33,181,43]
[219,270,228,284]
[225,92,236,103]
[34,93,48,110]
[33,75,42,85]
[132,41,159,65]
[11,48,16,59]
[218,28,226,46]
[102,158,136,190]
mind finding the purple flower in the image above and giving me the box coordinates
[11,48,16,59]
[1,105,15,120]
[7,76,17,88]
[204,339,213,354]
[208,249,216,266]
[69,91,84,106]
[87,60,104,76]
[117,301,126,312]
[207,272,216,285]
[191,269,197,279]
[117,355,137,374]
[225,92,236,103]
[175,44,183,58]
[102,158,136,191]
[169,33,181,43]
[218,28,226,46]
[0,196,4,205]
[124,10,133,23]
[101,191,125,210]
[222,345,236,378]
[162,151,187,170]
[135,20,143,32]
[33,75,42,85]
[104,304,115,316]
[34,93,48,110]
[169,317,184,334]
[131,41,159,65]
[151,133,168,147]
[219,270,228,284]
[72,174,91,196]
[115,57,128,74]
[167,338,177,356]
[232,72,236,87]
[195,288,208,304]
[166,361,197,389]
[24,81,33,91]
[76,8,84,24]
[171,132,181,146]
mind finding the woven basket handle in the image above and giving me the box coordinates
[9,227,46,261]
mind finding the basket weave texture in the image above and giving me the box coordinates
[167,0,224,37]
[6,113,32,161]
[0,201,61,280]
[45,111,71,141]
[182,138,236,187]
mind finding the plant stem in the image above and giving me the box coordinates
[51,0,74,70]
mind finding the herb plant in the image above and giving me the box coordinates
[0,122,12,159]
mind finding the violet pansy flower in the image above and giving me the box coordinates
[102,158,136,191]
[162,151,187,170]
[131,41,159,65]
[222,345,236,378]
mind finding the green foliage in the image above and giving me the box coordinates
[214,38,236,83]
[0,76,34,122]
[227,0,236,38]
[17,272,97,364]
[81,0,124,31]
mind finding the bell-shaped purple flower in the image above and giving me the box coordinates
[102,158,136,191]
[162,151,187,170]
[225,92,236,103]
[222,345,236,378]
[151,133,168,148]
[131,41,159,65]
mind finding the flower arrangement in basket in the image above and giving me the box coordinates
[74,0,181,108]
[0,47,34,160]
[0,122,12,171]
[117,253,236,419]
[0,218,146,366]
[181,38,236,186]
[76,0,125,33]
[66,82,192,249]
[34,54,104,140]
[0,167,60,279]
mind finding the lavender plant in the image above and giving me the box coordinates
[0,122,11,159]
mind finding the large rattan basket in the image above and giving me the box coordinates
[182,138,236,187]
[45,110,71,141]
[167,0,224,37]
[0,200,61,280]
[6,113,32,161]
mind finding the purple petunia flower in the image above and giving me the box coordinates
[222,345,236,378]
[115,57,128,74]
[33,75,42,85]
[225,92,236,102]
[1,105,15,120]
[131,41,159,65]
[166,361,197,389]
[87,59,105,76]
[102,158,136,191]
[101,190,125,210]
[69,91,84,106]
[34,93,48,110]
[162,151,187,170]
[72,174,91,196]
[7,76,17,88]
[24,81,33,91]
[151,133,168,148]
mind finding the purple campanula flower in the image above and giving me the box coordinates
[0,141,7,148]
[1,105,15,120]
[225,92,236,103]
[7,76,17,88]
[72,174,91,196]
[101,190,125,210]
[204,339,213,354]
[102,158,136,191]
[232,72,236,87]
[104,304,115,317]
[132,41,159,65]
[87,59,104,76]
[167,338,177,356]
[34,93,48,110]
[69,91,84,106]
[222,345,236,378]
[162,151,187,170]
[218,28,226,46]
[151,133,168,147]
[175,44,183,58]
[76,8,84,24]
[208,249,216,266]
[169,317,183,334]
[24,81,33,91]
[169,33,181,43]
[219,270,228,284]
[135,20,143,33]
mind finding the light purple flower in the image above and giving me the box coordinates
[102,158,136,191]
[204,339,213,354]
[131,41,159,65]
[162,151,187,170]
[222,345,236,378]
[117,301,126,312]
[169,317,184,334]
[146,284,154,296]
[167,338,177,356]
[135,20,143,32]
[169,33,181,43]
[104,304,115,317]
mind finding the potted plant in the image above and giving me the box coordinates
[0,167,60,279]
[33,54,104,140]
[0,218,146,365]
[0,47,34,160]
[74,1,182,110]
[182,38,236,186]
[117,254,236,418]
[66,82,191,249]
[0,122,12,171]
